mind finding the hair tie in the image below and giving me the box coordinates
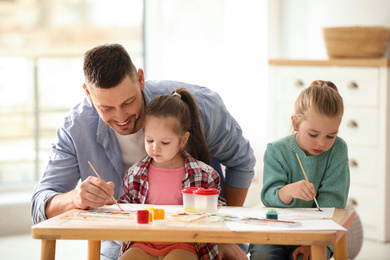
[172,92,181,98]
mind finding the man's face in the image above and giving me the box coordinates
[84,73,145,135]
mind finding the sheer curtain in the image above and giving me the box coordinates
[144,0,268,206]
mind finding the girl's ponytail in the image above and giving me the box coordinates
[174,88,210,164]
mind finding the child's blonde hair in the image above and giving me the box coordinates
[294,80,344,126]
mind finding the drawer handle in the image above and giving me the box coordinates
[349,160,358,167]
[295,80,304,88]
[347,120,358,128]
[348,81,359,89]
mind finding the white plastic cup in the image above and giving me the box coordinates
[181,187,203,213]
[193,188,220,213]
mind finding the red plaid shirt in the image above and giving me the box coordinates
[119,152,226,260]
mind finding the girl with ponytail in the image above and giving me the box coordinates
[119,88,225,260]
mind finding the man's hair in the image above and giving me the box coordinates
[83,44,138,88]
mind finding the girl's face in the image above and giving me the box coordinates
[292,109,342,156]
[144,116,189,168]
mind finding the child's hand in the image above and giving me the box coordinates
[279,180,316,204]
[292,246,311,260]
[291,180,316,201]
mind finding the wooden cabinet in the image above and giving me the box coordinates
[268,59,390,242]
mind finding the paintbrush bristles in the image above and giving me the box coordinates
[87,161,123,211]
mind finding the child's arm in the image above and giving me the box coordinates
[261,141,316,207]
[118,168,140,204]
[261,143,297,207]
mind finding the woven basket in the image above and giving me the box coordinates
[323,26,390,58]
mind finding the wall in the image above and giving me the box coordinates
[269,0,390,59]
[0,192,33,236]
[144,0,269,206]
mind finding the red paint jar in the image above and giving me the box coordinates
[137,210,149,224]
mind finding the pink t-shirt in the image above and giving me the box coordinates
[145,164,185,205]
[133,164,197,256]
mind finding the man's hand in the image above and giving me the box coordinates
[73,176,115,209]
[292,246,311,260]
[45,177,115,219]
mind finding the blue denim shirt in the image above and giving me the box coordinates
[31,80,255,259]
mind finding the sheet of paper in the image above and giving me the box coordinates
[277,207,335,219]
[218,207,335,220]
[98,204,184,213]
[225,219,346,232]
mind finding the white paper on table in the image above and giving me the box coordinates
[218,207,335,220]
[277,207,335,219]
[225,219,346,232]
[98,204,184,214]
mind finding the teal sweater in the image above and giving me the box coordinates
[261,134,350,209]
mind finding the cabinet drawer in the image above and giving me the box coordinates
[347,146,379,186]
[339,107,378,146]
[271,66,379,107]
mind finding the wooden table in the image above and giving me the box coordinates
[31,207,354,260]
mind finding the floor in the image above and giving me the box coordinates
[0,234,389,260]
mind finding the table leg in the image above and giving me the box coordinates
[333,232,348,260]
[88,240,101,260]
[41,239,56,260]
[311,245,327,260]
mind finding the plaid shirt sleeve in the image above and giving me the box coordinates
[119,155,151,204]
[185,154,226,206]
[196,243,220,260]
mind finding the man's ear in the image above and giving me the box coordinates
[137,68,145,91]
[82,83,93,103]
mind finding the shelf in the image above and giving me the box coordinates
[268,59,390,67]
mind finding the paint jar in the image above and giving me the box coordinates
[266,208,278,220]
[193,188,220,213]
[153,209,165,220]
[182,187,203,213]
[143,207,155,222]
[137,210,149,224]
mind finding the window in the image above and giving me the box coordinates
[0,0,144,188]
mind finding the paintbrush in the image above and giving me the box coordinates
[87,161,123,211]
[184,214,211,226]
[295,153,323,212]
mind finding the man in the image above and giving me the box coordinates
[31,44,256,259]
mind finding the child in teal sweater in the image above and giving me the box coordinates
[250,80,350,260]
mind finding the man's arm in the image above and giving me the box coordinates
[199,88,255,204]
[225,185,248,206]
